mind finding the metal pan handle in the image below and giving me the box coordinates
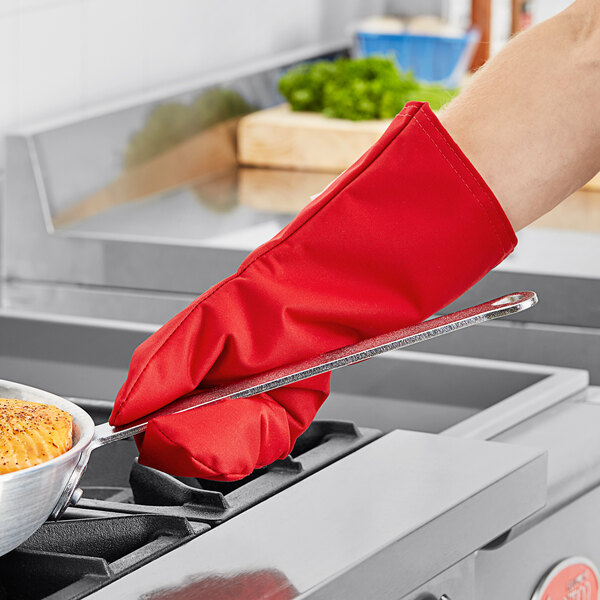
[96,291,538,444]
[99,291,537,443]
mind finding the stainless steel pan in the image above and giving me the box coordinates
[0,291,537,556]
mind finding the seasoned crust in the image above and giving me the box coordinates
[0,398,73,474]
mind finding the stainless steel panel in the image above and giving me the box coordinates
[475,480,600,600]
[86,430,546,600]
[409,318,600,384]
[322,351,586,435]
[0,310,151,398]
[3,48,332,296]
[3,280,195,323]
[489,386,600,537]
[446,268,600,328]
[400,557,475,600]
[442,365,588,440]
[0,174,5,304]
[5,133,248,293]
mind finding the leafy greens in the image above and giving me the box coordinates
[278,57,457,120]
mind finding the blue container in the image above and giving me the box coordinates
[356,29,479,88]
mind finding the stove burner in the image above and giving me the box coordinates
[0,420,379,600]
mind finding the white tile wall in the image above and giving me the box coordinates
[0,1,19,18]
[82,0,144,105]
[0,14,18,139]
[16,1,83,124]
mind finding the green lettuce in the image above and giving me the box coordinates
[279,57,457,120]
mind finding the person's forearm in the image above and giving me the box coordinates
[440,0,600,231]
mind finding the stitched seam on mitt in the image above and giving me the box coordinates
[411,113,506,253]
[419,108,514,253]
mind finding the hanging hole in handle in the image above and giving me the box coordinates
[492,293,524,306]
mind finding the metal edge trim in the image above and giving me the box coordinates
[442,368,589,441]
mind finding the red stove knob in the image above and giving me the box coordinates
[532,557,600,600]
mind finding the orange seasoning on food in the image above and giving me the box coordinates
[0,398,73,474]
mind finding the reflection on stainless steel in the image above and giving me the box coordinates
[144,570,297,600]
[58,183,295,245]
[474,393,600,598]
[53,119,242,229]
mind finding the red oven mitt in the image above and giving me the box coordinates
[110,102,516,480]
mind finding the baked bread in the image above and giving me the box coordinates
[0,398,73,475]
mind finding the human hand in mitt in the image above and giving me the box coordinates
[109,102,516,480]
